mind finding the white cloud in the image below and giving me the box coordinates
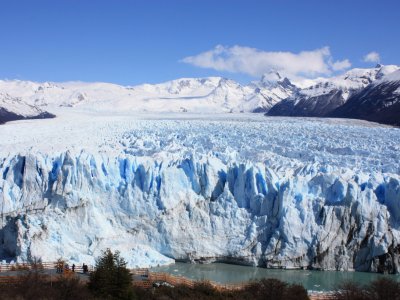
[181,45,351,79]
[330,59,351,71]
[363,51,380,63]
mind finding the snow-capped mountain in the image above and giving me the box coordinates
[244,71,298,112]
[0,65,399,125]
[267,65,400,117]
[329,69,400,126]
[0,93,55,124]
[0,73,296,115]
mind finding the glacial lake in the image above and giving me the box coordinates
[151,262,400,292]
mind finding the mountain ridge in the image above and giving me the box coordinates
[0,65,399,125]
[0,73,297,115]
[329,69,400,126]
[267,64,400,120]
[0,93,55,124]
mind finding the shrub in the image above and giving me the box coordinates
[55,257,65,273]
[334,278,400,300]
[257,278,288,299]
[16,258,49,299]
[54,274,93,300]
[0,257,94,300]
[225,278,309,300]
[284,283,309,300]
[192,281,219,297]
[142,278,310,300]
[369,278,400,300]
[334,281,370,300]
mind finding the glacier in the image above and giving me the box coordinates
[0,113,400,272]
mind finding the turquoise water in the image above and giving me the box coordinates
[151,262,400,292]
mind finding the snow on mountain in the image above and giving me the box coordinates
[0,74,296,115]
[329,69,400,126]
[244,71,298,112]
[298,64,399,99]
[268,65,400,117]
[381,68,400,82]
[0,65,399,120]
[0,113,400,272]
[124,77,247,113]
[0,93,55,124]
[0,94,42,116]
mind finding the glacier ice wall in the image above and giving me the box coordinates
[1,151,400,272]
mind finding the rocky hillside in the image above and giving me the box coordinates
[0,93,55,124]
[267,65,399,119]
[329,70,400,126]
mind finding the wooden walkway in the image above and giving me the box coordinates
[131,268,337,298]
[132,268,252,291]
[309,293,336,300]
[0,261,93,273]
[0,263,337,299]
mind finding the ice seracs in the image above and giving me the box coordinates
[0,113,400,272]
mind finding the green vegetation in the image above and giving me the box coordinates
[1,251,400,300]
[0,256,309,300]
[88,248,135,299]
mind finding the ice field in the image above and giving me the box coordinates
[0,112,399,271]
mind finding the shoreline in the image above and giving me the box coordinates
[150,261,400,292]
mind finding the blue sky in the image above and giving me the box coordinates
[0,0,399,85]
